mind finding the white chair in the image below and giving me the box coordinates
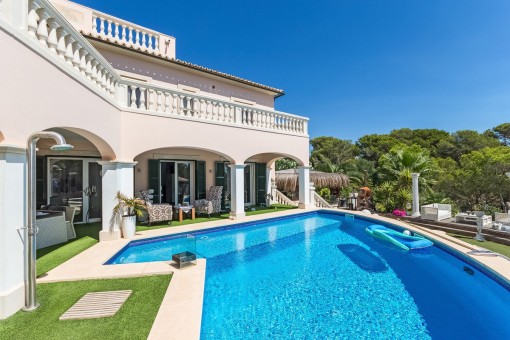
[65,206,76,239]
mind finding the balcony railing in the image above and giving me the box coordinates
[122,81,308,136]
[89,10,175,59]
[12,0,308,137]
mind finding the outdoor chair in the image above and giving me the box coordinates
[195,186,223,218]
[140,191,172,226]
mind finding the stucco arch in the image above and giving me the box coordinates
[132,146,235,163]
[243,152,307,167]
[42,127,117,160]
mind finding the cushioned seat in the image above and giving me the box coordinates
[140,191,173,226]
[195,186,223,217]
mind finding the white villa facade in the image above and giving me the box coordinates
[0,0,311,318]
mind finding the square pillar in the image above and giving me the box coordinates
[266,166,274,206]
[298,166,313,209]
[98,161,136,241]
[0,146,26,319]
[411,173,420,217]
[229,164,246,219]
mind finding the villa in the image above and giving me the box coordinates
[0,0,311,319]
[2,1,510,338]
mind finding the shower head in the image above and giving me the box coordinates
[50,143,74,151]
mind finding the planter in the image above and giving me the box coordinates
[121,215,137,239]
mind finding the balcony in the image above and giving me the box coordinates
[15,0,310,136]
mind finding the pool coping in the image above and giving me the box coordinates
[37,208,510,339]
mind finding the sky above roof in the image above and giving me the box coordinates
[73,0,510,141]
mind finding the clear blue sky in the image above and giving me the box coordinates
[75,0,510,141]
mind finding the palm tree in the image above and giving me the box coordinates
[378,146,438,193]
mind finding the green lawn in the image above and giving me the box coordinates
[447,233,510,258]
[136,204,297,230]
[0,275,171,339]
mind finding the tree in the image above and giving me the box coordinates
[442,147,510,211]
[275,158,297,171]
[378,145,439,193]
[493,123,510,146]
[436,130,501,163]
[310,137,355,169]
[355,134,400,164]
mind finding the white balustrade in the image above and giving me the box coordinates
[25,0,120,98]
[274,190,298,206]
[91,11,162,55]
[122,81,308,135]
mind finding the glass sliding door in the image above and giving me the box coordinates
[86,162,102,221]
[177,162,191,205]
[159,161,193,206]
[49,159,84,222]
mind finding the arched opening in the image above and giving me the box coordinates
[38,127,117,224]
[133,147,235,211]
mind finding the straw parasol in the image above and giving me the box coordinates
[275,169,349,192]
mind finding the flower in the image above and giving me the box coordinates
[392,209,407,217]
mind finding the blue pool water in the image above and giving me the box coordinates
[108,212,510,338]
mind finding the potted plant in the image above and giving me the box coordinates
[110,191,146,239]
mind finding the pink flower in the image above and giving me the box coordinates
[392,209,407,216]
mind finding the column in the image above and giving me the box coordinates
[411,173,420,217]
[229,164,246,219]
[298,166,313,209]
[98,161,136,241]
[0,146,26,319]
[266,166,274,206]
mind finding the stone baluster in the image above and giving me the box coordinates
[56,28,67,59]
[99,17,105,37]
[156,91,163,111]
[84,55,93,79]
[148,33,153,52]
[198,99,205,118]
[128,27,133,46]
[47,19,59,53]
[121,25,127,42]
[192,98,199,117]
[230,106,236,122]
[171,94,178,114]
[205,101,212,119]
[130,85,138,108]
[90,60,98,84]
[135,29,140,47]
[217,103,224,121]
[147,88,155,110]
[106,20,113,39]
[139,87,146,109]
[114,22,120,41]
[164,93,171,113]
[242,109,246,124]
[79,49,88,75]
[269,113,274,129]
[72,42,81,70]
[223,105,229,122]
[36,9,49,47]
[155,35,159,53]
[64,35,74,65]
[27,1,40,38]
[141,32,146,50]
[92,15,97,36]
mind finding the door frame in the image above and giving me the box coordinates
[158,160,195,205]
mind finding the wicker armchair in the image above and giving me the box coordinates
[195,186,223,217]
[140,191,173,226]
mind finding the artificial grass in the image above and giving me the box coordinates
[36,237,97,277]
[0,275,171,339]
[136,204,297,230]
[447,233,510,258]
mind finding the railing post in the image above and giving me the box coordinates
[115,83,128,106]
[235,107,242,124]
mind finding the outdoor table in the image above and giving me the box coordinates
[174,205,195,222]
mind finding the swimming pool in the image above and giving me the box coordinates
[107,211,510,338]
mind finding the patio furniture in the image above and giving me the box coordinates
[195,186,223,217]
[36,211,68,249]
[140,191,173,226]
[495,212,510,225]
[420,203,452,221]
[174,205,195,222]
[455,212,492,227]
[64,206,76,239]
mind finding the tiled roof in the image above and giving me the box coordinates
[82,31,285,97]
